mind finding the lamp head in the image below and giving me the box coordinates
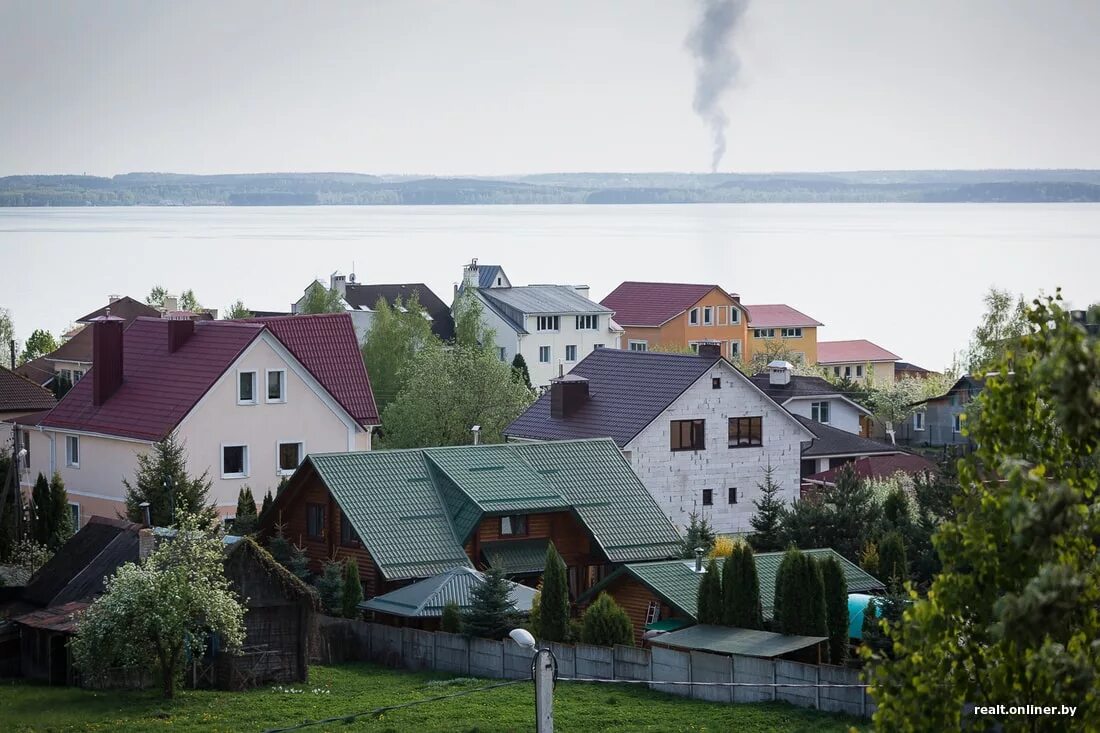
[509,628,536,650]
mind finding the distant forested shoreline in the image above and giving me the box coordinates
[3,170,1100,206]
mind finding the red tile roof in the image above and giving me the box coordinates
[743,304,823,328]
[241,313,378,426]
[817,339,901,364]
[0,366,57,412]
[804,453,936,485]
[600,282,727,326]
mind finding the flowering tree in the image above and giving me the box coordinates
[71,512,245,698]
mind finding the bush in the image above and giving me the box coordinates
[441,601,462,633]
[342,558,363,618]
[581,592,634,647]
[315,560,345,616]
[723,544,763,629]
[709,536,736,559]
[462,563,517,640]
[877,531,908,585]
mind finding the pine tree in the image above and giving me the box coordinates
[748,464,786,551]
[581,592,634,647]
[123,433,215,527]
[288,543,312,581]
[681,511,716,558]
[877,531,908,585]
[48,472,73,550]
[441,601,462,633]
[267,525,292,566]
[259,490,274,519]
[315,560,345,616]
[342,557,363,618]
[819,555,850,664]
[462,563,517,640]
[539,543,570,642]
[511,353,533,391]
[232,487,258,535]
[30,473,51,545]
[774,549,827,637]
[723,544,763,629]
[697,558,723,624]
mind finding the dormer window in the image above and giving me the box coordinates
[536,316,560,332]
[238,371,257,405]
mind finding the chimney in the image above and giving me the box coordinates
[462,258,479,288]
[167,318,194,352]
[768,360,794,386]
[138,527,155,560]
[550,374,589,419]
[574,285,590,299]
[163,295,179,312]
[91,315,124,405]
[108,294,121,304]
[330,272,348,297]
[697,341,721,360]
[694,547,704,572]
[729,291,741,303]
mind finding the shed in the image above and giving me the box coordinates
[361,567,536,630]
[11,601,88,684]
[650,624,827,664]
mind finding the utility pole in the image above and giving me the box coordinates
[534,647,555,733]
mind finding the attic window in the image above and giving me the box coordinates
[340,509,360,546]
[711,377,721,389]
[237,371,257,405]
[500,515,528,536]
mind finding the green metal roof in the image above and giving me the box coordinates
[579,548,884,621]
[360,567,537,618]
[645,617,693,632]
[482,538,550,575]
[652,624,826,659]
[302,439,681,581]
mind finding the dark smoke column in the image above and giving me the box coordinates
[685,0,750,173]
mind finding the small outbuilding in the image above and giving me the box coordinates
[650,624,828,664]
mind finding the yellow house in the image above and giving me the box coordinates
[817,340,901,385]
[743,304,824,365]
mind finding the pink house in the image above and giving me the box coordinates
[17,313,377,527]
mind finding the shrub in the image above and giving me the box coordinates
[774,548,827,637]
[877,531,908,585]
[342,557,363,618]
[581,592,634,647]
[723,544,763,629]
[315,560,345,616]
[709,535,736,559]
[441,601,461,633]
[697,558,723,624]
[819,555,849,664]
[539,543,569,642]
[462,563,517,640]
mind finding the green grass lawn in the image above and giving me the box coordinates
[0,662,863,733]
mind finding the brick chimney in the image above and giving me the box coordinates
[138,528,155,560]
[697,342,721,360]
[462,258,479,288]
[163,295,179,312]
[167,318,194,353]
[768,360,794,386]
[550,374,589,419]
[91,315,124,406]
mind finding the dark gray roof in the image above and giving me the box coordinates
[749,373,866,405]
[0,365,57,412]
[505,349,721,447]
[796,415,900,458]
[342,282,455,341]
[23,517,142,607]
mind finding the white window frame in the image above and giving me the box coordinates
[276,440,305,476]
[221,443,250,479]
[913,411,925,431]
[265,368,287,403]
[728,340,742,360]
[575,315,599,331]
[565,345,578,362]
[844,365,852,378]
[69,502,81,529]
[538,346,551,363]
[753,328,775,339]
[237,370,258,405]
[811,401,830,424]
[833,366,841,376]
[702,306,714,326]
[536,316,560,332]
[856,364,864,378]
[688,307,700,326]
[65,435,79,468]
[72,369,85,382]
[729,307,741,325]
[628,340,648,352]
[781,327,803,339]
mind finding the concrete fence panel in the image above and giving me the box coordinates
[469,637,504,678]
[309,617,371,665]
[503,640,535,680]
[613,645,651,681]
[401,628,435,671]
[369,623,402,667]
[433,632,470,676]
[732,655,775,704]
[775,659,818,709]
[689,651,733,704]
[818,664,865,716]
[650,646,691,697]
[547,642,575,679]
[574,643,614,680]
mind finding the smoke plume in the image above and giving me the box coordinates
[685,0,749,173]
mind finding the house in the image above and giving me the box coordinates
[259,439,683,603]
[0,365,56,450]
[361,566,537,630]
[749,360,874,437]
[504,346,815,534]
[803,453,937,488]
[577,549,884,645]
[794,415,906,480]
[895,375,984,448]
[17,313,377,525]
[292,271,455,344]
[599,281,749,361]
[894,361,937,380]
[743,304,824,366]
[817,340,902,384]
[458,260,622,388]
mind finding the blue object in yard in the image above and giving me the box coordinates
[848,593,876,640]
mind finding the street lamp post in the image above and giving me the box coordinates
[510,628,554,733]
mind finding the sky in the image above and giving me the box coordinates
[2,0,1100,175]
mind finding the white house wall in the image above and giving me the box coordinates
[520,315,621,388]
[782,396,863,434]
[624,362,805,535]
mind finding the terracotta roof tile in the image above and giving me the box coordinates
[600,282,724,327]
[817,339,901,364]
[805,453,937,484]
[743,304,823,328]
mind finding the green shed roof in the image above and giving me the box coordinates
[652,624,826,659]
[482,538,549,575]
[361,567,537,618]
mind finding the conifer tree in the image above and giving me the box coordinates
[774,549,827,637]
[288,543,312,581]
[697,558,723,624]
[441,601,462,633]
[723,544,763,629]
[462,563,517,640]
[511,353,533,391]
[267,525,292,567]
[30,473,51,545]
[819,555,850,664]
[48,472,73,550]
[315,559,345,616]
[581,592,634,647]
[748,464,786,551]
[123,433,215,527]
[877,531,908,585]
[342,557,363,618]
[231,487,258,535]
[259,489,274,519]
[539,543,570,642]
[681,511,716,558]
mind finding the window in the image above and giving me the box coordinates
[238,370,257,404]
[913,411,925,431]
[753,328,775,339]
[728,487,738,504]
[781,327,803,338]
[702,489,713,506]
[728,340,742,360]
[593,344,603,351]
[645,600,661,626]
[575,315,599,330]
[72,369,85,382]
[711,376,721,389]
[266,369,286,402]
[498,347,507,362]
[729,307,741,325]
[306,503,325,539]
[702,306,713,325]
[539,346,551,363]
[728,416,763,448]
[833,366,841,376]
[21,431,30,463]
[811,401,830,424]
[670,419,706,451]
[565,345,577,362]
[69,502,80,529]
[536,316,560,332]
[65,435,79,467]
[60,368,73,383]
[628,340,648,352]
[689,308,699,325]
[221,444,248,478]
[278,442,303,474]
[340,509,360,546]
[856,365,864,378]
[953,414,962,433]
[844,365,852,378]
[500,515,528,536]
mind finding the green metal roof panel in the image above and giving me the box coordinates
[424,444,569,514]
[653,624,826,658]
[645,617,693,632]
[360,567,537,618]
[753,548,884,616]
[426,459,482,543]
[513,440,682,563]
[481,538,549,575]
[309,452,472,581]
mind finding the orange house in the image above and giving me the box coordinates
[600,282,750,361]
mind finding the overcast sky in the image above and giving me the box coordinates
[2,0,1099,175]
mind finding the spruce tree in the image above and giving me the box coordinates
[774,549,827,637]
[232,486,258,535]
[511,353,533,391]
[48,472,73,550]
[441,601,462,633]
[315,559,345,616]
[288,543,312,581]
[462,563,517,640]
[681,511,716,558]
[30,473,51,545]
[697,558,723,624]
[819,555,850,664]
[123,433,216,526]
[342,557,363,618]
[267,525,292,566]
[877,531,908,585]
[259,490,274,519]
[748,464,786,551]
[581,592,634,647]
[724,544,763,629]
[539,543,570,642]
